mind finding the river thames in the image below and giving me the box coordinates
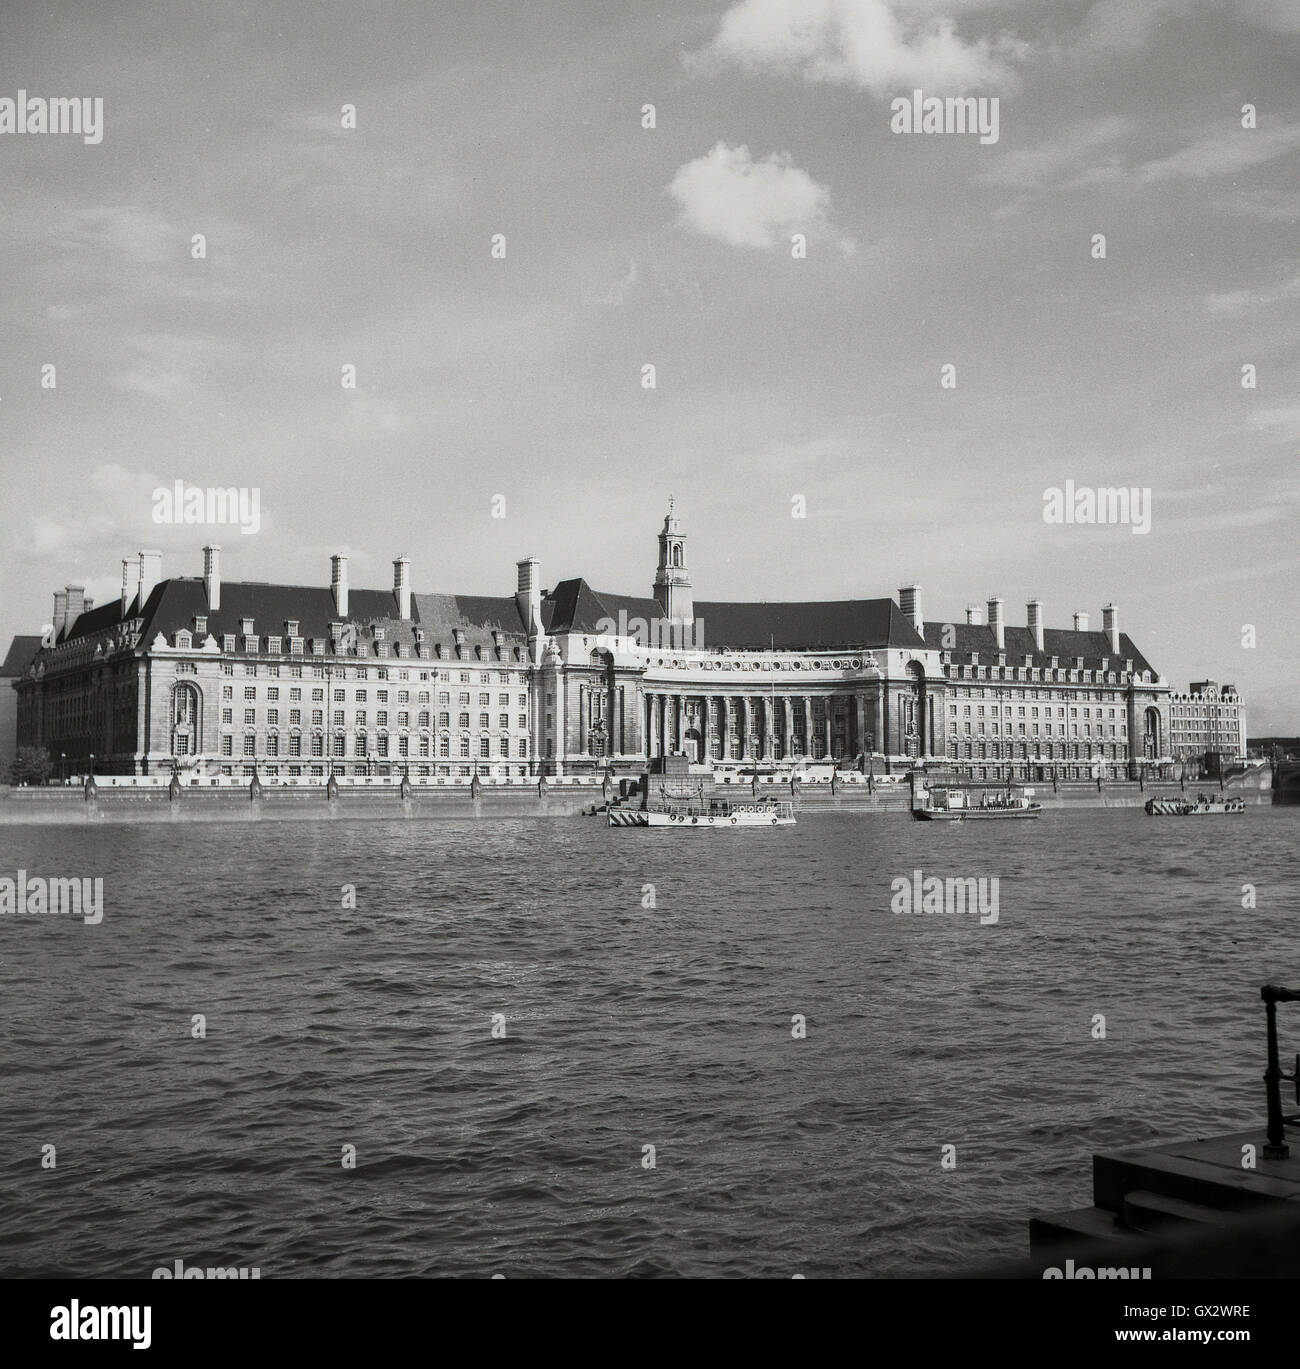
[1,809,1295,1278]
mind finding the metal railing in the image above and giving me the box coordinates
[1261,985,1300,1158]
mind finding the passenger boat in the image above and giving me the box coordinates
[912,785,1041,821]
[1144,794,1246,816]
[608,795,795,827]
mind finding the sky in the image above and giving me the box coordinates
[0,0,1296,728]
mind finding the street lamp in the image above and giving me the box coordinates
[60,752,66,785]
[89,752,95,777]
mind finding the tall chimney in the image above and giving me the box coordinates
[65,584,86,635]
[898,585,923,638]
[1102,603,1119,655]
[987,596,1004,651]
[1027,599,1044,653]
[331,554,349,617]
[121,559,138,615]
[965,605,982,626]
[393,555,411,620]
[516,557,541,636]
[203,545,221,611]
[138,549,163,607]
[52,589,68,639]
[1073,611,1089,632]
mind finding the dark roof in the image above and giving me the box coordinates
[924,621,1158,676]
[1,634,43,677]
[57,579,527,662]
[542,580,662,635]
[696,599,923,650]
[541,579,924,651]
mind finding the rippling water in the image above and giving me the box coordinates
[1,809,1297,1278]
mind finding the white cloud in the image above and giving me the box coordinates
[669,142,840,250]
[692,0,1026,96]
[1205,275,1300,317]
[1135,123,1300,183]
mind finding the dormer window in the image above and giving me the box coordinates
[223,634,236,653]
[374,628,386,642]
[195,616,207,637]
[175,630,192,649]
[267,636,282,655]
[243,635,259,654]
[241,618,255,636]
[286,620,299,638]
[415,629,425,642]
[291,637,305,655]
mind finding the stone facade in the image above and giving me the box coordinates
[13,509,1186,782]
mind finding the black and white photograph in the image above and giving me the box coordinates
[1,0,1297,1340]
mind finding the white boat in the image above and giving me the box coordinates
[913,785,1042,821]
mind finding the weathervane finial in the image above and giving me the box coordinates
[668,492,674,514]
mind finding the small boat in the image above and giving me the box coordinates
[913,785,1041,821]
[1145,794,1246,816]
[609,795,796,827]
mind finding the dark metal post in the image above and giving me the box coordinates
[1262,984,1300,1159]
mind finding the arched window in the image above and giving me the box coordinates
[170,681,202,756]
[672,544,682,567]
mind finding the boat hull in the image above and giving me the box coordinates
[913,804,1042,821]
[1144,798,1245,816]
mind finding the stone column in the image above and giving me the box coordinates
[802,695,813,759]
[856,693,866,759]
[824,702,832,760]
[759,697,769,759]
[783,697,794,760]
[675,695,684,755]
[874,688,885,759]
[701,694,712,762]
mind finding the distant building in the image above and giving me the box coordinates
[1168,681,1247,774]
[1,635,43,781]
[13,508,1181,782]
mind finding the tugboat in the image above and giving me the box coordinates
[1144,792,1246,816]
[912,784,1042,821]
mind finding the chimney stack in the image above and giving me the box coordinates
[331,554,349,617]
[393,555,411,620]
[516,557,541,636]
[65,584,86,634]
[138,549,163,607]
[898,585,923,639]
[965,605,982,626]
[121,559,138,615]
[1102,603,1119,655]
[52,589,68,639]
[1073,611,1089,632]
[987,596,1004,651]
[203,545,221,611]
[1027,599,1044,653]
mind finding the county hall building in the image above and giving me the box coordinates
[13,505,1179,783]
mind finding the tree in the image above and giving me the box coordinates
[10,745,53,787]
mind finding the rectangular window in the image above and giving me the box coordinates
[378,735,389,758]
[398,736,409,757]
[289,734,301,757]
[333,736,345,757]
[311,735,324,757]
[266,735,279,757]
[221,735,233,757]
[243,735,256,756]
[460,736,471,758]
[267,709,279,726]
